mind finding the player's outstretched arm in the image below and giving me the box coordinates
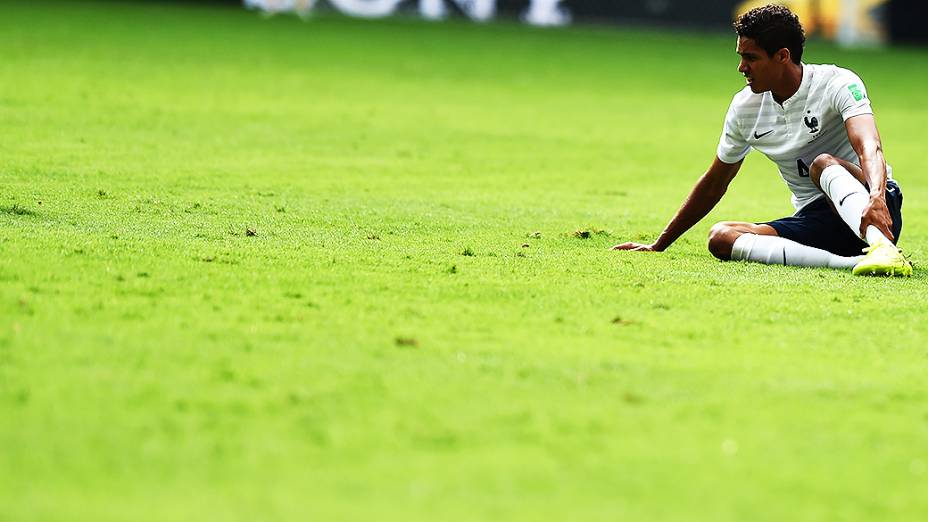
[612,157,742,252]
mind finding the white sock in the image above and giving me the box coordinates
[819,164,890,245]
[731,233,861,269]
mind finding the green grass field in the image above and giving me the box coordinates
[2,1,928,520]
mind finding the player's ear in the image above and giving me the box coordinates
[775,48,791,64]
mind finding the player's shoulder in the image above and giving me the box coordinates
[807,63,865,88]
[727,85,762,112]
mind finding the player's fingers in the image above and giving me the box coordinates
[881,224,895,242]
[860,219,895,243]
[610,242,637,250]
[613,243,653,251]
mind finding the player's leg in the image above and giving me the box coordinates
[809,154,911,275]
[809,154,894,245]
[707,221,775,260]
[707,221,861,269]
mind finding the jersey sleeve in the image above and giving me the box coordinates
[716,102,750,164]
[830,70,873,121]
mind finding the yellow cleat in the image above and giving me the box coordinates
[852,239,913,277]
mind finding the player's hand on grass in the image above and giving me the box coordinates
[861,195,894,242]
[611,242,660,252]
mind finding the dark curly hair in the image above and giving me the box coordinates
[734,4,806,64]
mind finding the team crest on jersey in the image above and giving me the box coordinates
[804,113,820,134]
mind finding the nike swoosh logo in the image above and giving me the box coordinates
[753,130,774,139]
[839,193,855,206]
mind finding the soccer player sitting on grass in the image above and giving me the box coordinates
[613,4,912,276]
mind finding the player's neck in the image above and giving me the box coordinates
[771,63,804,105]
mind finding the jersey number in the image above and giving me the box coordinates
[797,158,810,177]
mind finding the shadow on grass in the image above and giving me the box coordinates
[1,204,38,217]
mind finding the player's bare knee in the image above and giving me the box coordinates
[810,153,838,185]
[707,223,739,261]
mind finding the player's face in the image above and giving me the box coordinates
[736,36,776,93]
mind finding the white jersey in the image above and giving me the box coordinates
[717,63,890,210]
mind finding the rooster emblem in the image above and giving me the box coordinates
[804,115,819,134]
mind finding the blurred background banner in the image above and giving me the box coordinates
[238,0,923,45]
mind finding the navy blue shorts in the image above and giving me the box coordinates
[764,180,903,257]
